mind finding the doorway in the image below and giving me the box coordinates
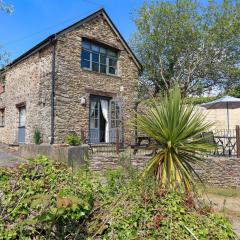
[18,106,26,144]
[89,95,122,144]
[89,95,110,144]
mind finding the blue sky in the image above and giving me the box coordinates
[0,0,145,61]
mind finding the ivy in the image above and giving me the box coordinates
[0,155,93,239]
[0,158,237,239]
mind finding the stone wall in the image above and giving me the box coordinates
[19,144,89,169]
[194,157,240,187]
[89,154,240,187]
[0,12,139,145]
[0,45,53,144]
[53,14,139,144]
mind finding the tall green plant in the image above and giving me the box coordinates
[33,128,41,145]
[136,86,214,192]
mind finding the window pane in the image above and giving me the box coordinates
[109,58,117,67]
[116,120,120,128]
[100,47,107,54]
[19,108,26,127]
[100,64,106,73]
[109,67,116,75]
[81,60,90,69]
[111,120,115,128]
[108,50,117,57]
[100,54,107,64]
[82,40,91,49]
[90,118,95,128]
[92,53,99,63]
[92,62,99,72]
[81,50,90,60]
[95,119,98,128]
[92,44,99,52]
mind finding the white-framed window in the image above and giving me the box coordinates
[81,39,118,75]
[0,108,5,127]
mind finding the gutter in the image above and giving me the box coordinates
[50,37,57,144]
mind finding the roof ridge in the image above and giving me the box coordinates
[1,8,142,71]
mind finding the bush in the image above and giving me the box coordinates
[65,132,81,146]
[0,160,236,239]
[33,128,42,145]
[0,156,93,239]
[87,168,236,240]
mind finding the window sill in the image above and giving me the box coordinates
[0,126,4,128]
[81,68,121,79]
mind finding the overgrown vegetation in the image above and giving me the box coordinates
[0,156,93,239]
[33,128,42,145]
[88,168,236,239]
[0,157,236,239]
[65,132,81,146]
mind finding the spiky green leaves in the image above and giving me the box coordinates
[136,86,214,192]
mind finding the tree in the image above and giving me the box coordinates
[136,85,213,192]
[0,0,13,68]
[0,0,13,13]
[131,0,240,97]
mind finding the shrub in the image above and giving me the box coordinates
[0,160,236,239]
[87,168,236,240]
[0,155,93,239]
[33,128,41,145]
[65,132,81,146]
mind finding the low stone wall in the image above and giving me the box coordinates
[89,154,240,187]
[19,144,89,168]
[194,157,240,188]
[19,145,240,187]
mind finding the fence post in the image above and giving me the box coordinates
[236,125,240,158]
[116,128,120,155]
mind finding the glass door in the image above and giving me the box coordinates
[89,97,100,143]
[109,100,122,143]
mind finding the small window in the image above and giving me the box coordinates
[81,39,118,75]
[0,75,6,94]
[19,106,26,127]
[0,108,5,127]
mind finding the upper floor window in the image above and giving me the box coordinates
[81,40,118,75]
[0,108,5,127]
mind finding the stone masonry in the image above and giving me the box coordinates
[54,14,139,144]
[0,46,53,144]
[0,9,140,145]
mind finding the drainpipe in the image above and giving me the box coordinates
[50,37,56,144]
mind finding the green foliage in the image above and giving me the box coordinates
[0,157,236,239]
[0,155,93,239]
[136,86,214,192]
[185,96,219,105]
[33,128,42,145]
[65,132,81,146]
[226,86,240,98]
[87,168,236,239]
[131,0,240,97]
[0,1,13,68]
[0,1,13,13]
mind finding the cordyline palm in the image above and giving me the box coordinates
[136,86,214,192]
